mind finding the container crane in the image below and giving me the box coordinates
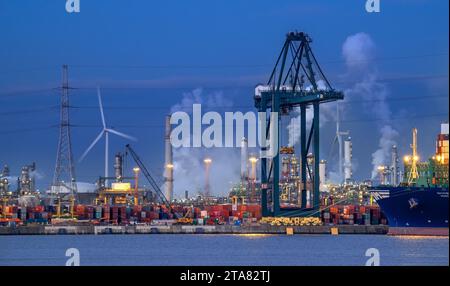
[254,31,344,217]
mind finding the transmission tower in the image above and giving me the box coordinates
[52,65,78,198]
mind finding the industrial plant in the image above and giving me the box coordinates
[0,32,448,235]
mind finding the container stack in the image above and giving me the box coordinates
[322,205,384,225]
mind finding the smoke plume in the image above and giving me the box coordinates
[286,80,336,147]
[342,33,398,180]
[168,88,241,198]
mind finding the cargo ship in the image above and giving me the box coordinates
[370,123,449,234]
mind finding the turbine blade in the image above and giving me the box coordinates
[105,128,137,141]
[78,131,104,162]
[327,135,338,161]
[97,87,106,128]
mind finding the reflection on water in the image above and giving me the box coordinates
[0,234,448,266]
[232,234,274,239]
[393,235,449,240]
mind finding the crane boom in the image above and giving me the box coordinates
[125,144,172,208]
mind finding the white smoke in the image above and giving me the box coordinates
[370,126,399,179]
[286,80,336,147]
[29,170,44,180]
[169,88,241,198]
[342,32,375,71]
[342,32,398,180]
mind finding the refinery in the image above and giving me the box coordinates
[0,32,448,237]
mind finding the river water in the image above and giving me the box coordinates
[0,234,448,266]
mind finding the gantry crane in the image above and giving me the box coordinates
[254,32,344,217]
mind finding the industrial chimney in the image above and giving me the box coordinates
[344,137,352,184]
[164,115,174,202]
[114,153,123,181]
[391,145,399,186]
[319,159,327,191]
[241,137,248,182]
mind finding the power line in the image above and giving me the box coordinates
[0,105,58,116]
[0,111,447,135]
[69,113,449,129]
[70,93,448,110]
[340,113,448,123]
[55,52,450,70]
[1,93,447,118]
[0,126,57,135]
[67,74,448,91]
[0,52,447,74]
[0,74,447,98]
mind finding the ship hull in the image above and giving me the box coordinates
[370,187,449,228]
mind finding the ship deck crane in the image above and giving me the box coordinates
[125,144,180,218]
[254,32,344,217]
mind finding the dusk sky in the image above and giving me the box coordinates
[0,0,448,197]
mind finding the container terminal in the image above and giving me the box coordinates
[0,32,447,236]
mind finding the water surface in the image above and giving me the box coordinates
[0,234,448,266]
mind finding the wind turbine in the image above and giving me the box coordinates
[327,103,349,182]
[79,87,137,186]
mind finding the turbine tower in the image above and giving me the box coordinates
[328,103,349,183]
[79,87,137,186]
[53,65,77,197]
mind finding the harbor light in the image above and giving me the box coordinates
[249,157,258,163]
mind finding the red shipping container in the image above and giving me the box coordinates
[238,205,247,212]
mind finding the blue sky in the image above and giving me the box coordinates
[0,0,448,195]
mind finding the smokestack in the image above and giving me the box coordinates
[204,158,212,197]
[164,115,174,202]
[344,137,352,183]
[319,160,327,191]
[114,153,123,181]
[241,137,248,182]
[391,145,398,186]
